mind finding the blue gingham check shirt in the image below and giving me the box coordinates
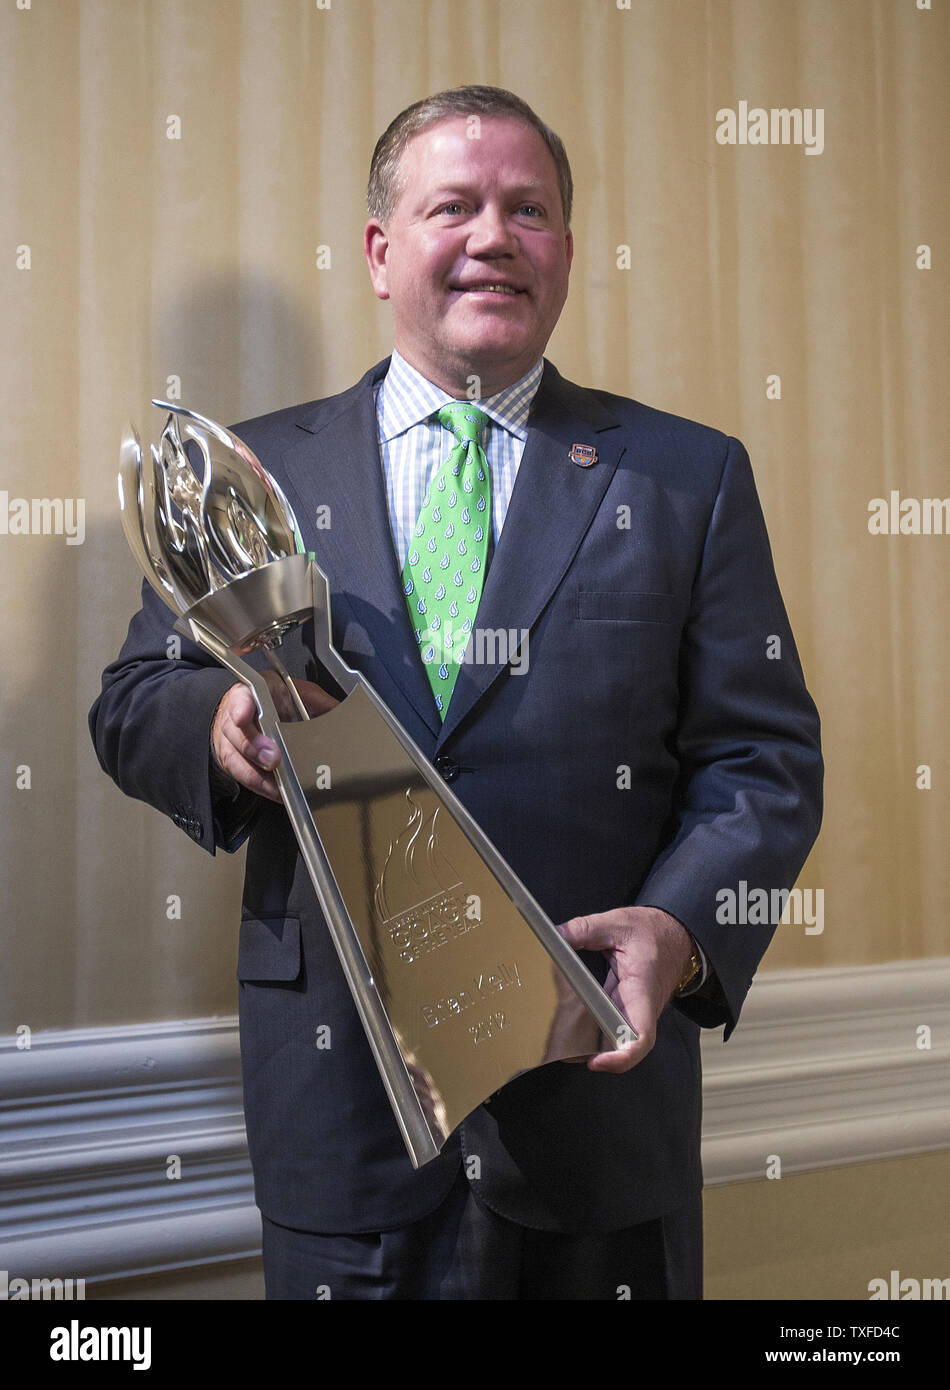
[375,348,544,568]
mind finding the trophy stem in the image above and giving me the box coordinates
[265,648,311,721]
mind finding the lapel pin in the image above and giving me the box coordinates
[569,443,598,468]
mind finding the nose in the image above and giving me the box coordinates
[465,202,519,258]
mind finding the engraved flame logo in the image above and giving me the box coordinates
[374,789,461,922]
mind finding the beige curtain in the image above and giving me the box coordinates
[2,0,947,1027]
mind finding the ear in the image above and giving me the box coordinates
[565,229,574,273]
[364,219,391,301]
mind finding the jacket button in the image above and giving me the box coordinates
[434,755,460,782]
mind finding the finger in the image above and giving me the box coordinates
[215,743,283,802]
[232,691,279,763]
[586,1010,655,1071]
[226,685,271,743]
[297,681,340,717]
[556,913,608,951]
[584,973,655,1072]
[260,671,297,722]
[585,1037,650,1074]
[214,689,281,783]
[223,715,280,777]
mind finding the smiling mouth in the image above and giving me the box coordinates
[455,284,524,296]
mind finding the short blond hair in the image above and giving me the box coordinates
[367,85,573,229]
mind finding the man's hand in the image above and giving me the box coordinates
[557,906,695,1074]
[211,676,339,803]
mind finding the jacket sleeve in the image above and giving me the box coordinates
[635,436,823,1037]
[88,576,261,854]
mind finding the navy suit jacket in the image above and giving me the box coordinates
[90,358,822,1234]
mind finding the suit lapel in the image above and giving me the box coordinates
[436,362,625,747]
[279,358,625,748]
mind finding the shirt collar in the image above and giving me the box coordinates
[377,348,544,444]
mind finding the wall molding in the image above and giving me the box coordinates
[1,960,948,1284]
[0,1020,257,1285]
[700,957,950,1184]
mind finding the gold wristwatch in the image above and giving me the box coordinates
[675,937,703,996]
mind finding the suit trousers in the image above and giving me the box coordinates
[260,1172,703,1300]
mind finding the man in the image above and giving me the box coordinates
[90,86,822,1299]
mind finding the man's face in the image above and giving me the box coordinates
[364,116,573,397]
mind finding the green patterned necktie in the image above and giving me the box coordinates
[402,402,492,719]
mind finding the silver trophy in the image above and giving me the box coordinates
[118,401,633,1167]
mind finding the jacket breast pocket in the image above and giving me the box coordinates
[237,915,302,982]
[575,590,676,624]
